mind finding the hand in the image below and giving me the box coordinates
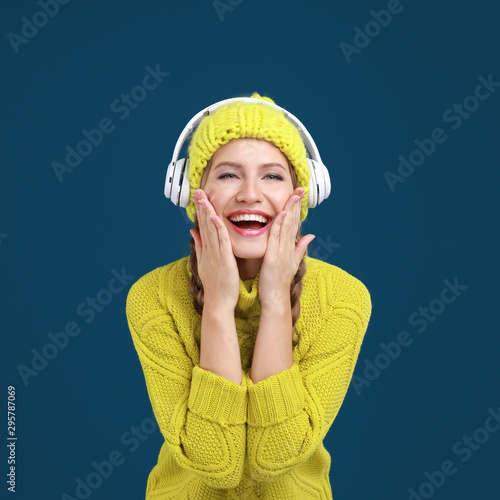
[258,187,315,310]
[190,189,240,312]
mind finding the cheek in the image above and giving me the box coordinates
[277,193,291,209]
[205,191,225,215]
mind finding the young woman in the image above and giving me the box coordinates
[126,93,372,499]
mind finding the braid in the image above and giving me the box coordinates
[290,235,307,331]
[188,155,307,328]
[188,234,204,317]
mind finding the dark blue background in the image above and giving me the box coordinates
[2,0,499,498]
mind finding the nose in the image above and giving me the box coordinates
[235,177,264,203]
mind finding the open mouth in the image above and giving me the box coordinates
[229,220,268,230]
[228,214,271,231]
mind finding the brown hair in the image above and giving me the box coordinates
[188,146,307,330]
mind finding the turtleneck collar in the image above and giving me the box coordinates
[185,257,261,318]
[236,271,261,318]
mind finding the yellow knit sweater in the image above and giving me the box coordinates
[125,255,372,499]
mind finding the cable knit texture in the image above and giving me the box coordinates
[126,255,372,499]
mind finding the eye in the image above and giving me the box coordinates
[218,173,284,180]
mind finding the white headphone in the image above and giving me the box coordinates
[164,97,331,210]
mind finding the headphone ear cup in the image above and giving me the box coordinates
[320,160,332,203]
[306,158,318,208]
[306,159,331,208]
[166,158,190,207]
[177,158,191,208]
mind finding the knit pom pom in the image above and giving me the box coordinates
[249,92,276,104]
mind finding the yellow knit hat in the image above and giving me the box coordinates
[185,93,310,223]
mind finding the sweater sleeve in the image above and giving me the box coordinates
[245,280,372,482]
[125,269,247,489]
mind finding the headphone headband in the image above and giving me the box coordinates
[165,96,331,213]
[169,97,323,170]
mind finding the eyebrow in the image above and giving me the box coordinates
[213,162,287,172]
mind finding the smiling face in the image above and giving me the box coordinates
[200,137,298,279]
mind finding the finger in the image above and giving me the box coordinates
[293,189,305,231]
[283,187,304,213]
[190,229,201,255]
[210,214,233,257]
[194,190,214,251]
[280,189,303,239]
[193,188,205,225]
[195,190,222,256]
[191,192,205,257]
[278,191,302,244]
[268,210,287,255]
[295,234,315,261]
[290,191,303,227]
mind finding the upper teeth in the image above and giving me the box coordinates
[229,214,269,223]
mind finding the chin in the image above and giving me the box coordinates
[232,245,267,260]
